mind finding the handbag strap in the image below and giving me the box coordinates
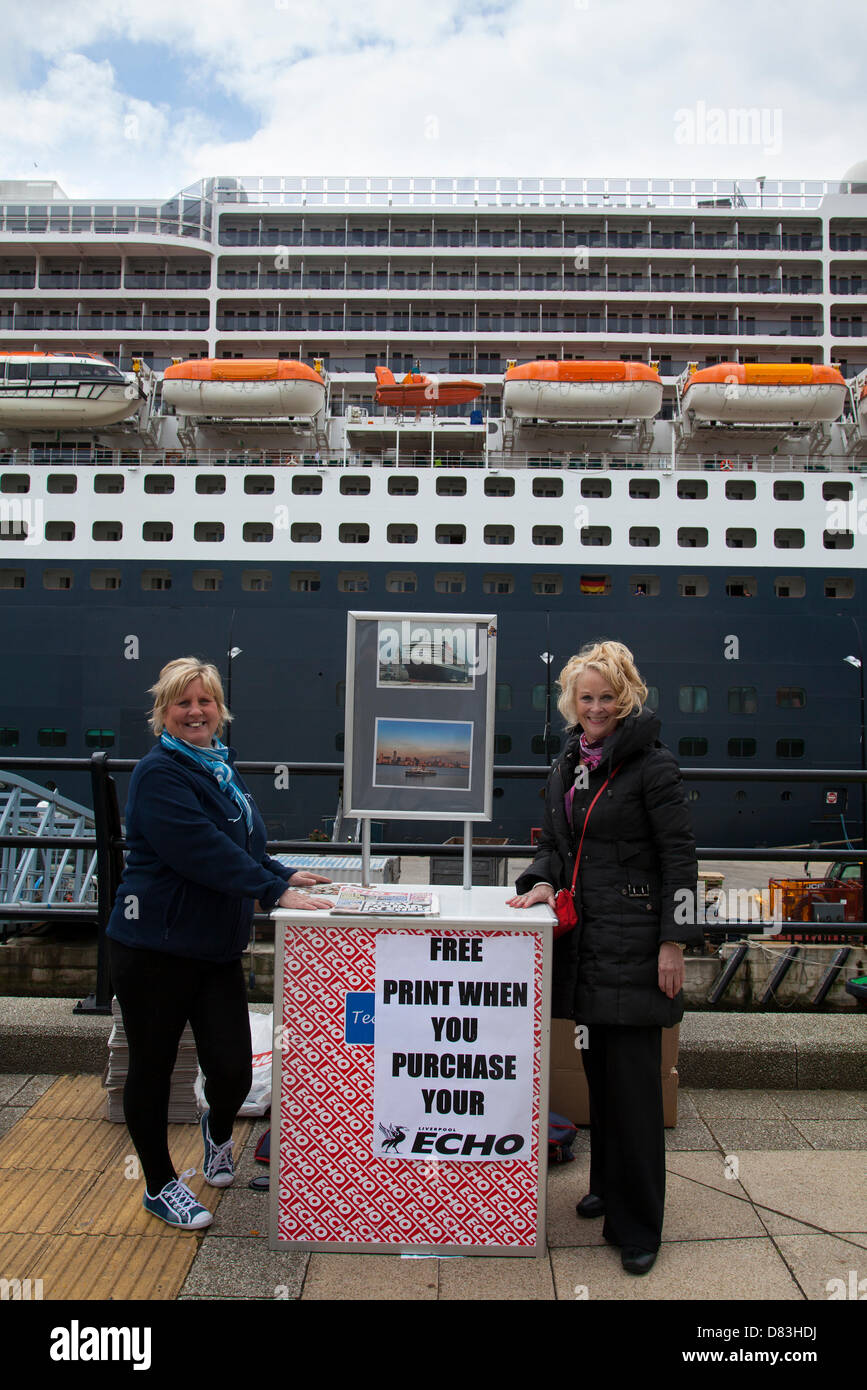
[568,763,622,895]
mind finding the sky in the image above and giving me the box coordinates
[0,0,865,199]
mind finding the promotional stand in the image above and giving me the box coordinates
[269,889,552,1256]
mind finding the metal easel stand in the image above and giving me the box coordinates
[463,820,472,891]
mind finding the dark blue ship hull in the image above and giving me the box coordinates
[1,559,863,850]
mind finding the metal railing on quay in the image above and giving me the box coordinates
[1,754,866,1011]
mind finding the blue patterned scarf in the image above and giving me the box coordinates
[160,731,253,831]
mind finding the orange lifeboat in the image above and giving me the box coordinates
[681,363,846,424]
[503,360,662,420]
[373,366,483,410]
[161,358,325,418]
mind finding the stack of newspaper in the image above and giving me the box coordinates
[104,996,200,1123]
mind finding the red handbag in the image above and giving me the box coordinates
[553,766,620,939]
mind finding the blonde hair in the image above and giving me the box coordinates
[557,639,648,729]
[147,657,231,737]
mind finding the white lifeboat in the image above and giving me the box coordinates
[0,352,138,427]
[161,358,326,417]
[503,360,663,421]
[681,363,846,424]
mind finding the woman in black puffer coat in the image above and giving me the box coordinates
[508,640,701,1275]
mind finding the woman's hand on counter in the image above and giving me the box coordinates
[277,887,335,910]
[288,871,332,888]
[506,883,556,909]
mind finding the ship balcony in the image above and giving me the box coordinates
[211,312,823,337]
[37,274,122,290]
[0,313,210,332]
[213,228,823,253]
[124,273,212,289]
[212,274,824,296]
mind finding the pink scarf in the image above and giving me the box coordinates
[579,730,607,770]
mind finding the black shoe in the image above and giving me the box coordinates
[621,1246,657,1275]
[575,1193,605,1219]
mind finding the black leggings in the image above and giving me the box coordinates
[109,938,252,1194]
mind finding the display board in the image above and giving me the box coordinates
[270,887,552,1256]
[344,612,497,821]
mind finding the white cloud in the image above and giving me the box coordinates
[0,0,864,196]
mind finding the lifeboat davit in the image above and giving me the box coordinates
[161,358,326,418]
[682,363,846,424]
[0,352,138,427]
[503,360,663,421]
[373,366,483,410]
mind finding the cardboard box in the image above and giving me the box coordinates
[549,1019,680,1129]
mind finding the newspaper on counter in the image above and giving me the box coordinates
[329,886,440,916]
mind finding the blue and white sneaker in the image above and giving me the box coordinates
[143,1169,212,1229]
[201,1110,236,1188]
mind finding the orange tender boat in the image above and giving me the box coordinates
[374,366,483,410]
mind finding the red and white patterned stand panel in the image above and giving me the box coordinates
[277,925,543,1250]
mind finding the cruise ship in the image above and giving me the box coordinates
[1,169,866,848]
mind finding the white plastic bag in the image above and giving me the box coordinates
[195,1009,273,1117]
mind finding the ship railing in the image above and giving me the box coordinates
[3,446,867,474]
[0,755,865,1012]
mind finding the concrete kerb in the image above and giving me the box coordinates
[0,998,864,1089]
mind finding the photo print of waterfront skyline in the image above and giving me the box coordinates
[373,718,473,791]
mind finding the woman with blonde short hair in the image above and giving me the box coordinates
[508,640,699,1274]
[107,657,333,1229]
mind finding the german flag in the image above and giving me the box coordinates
[580,576,608,595]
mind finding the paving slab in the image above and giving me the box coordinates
[704,1119,813,1152]
[437,1252,556,1300]
[300,1252,439,1300]
[664,1151,749,1199]
[180,1236,308,1300]
[690,1089,785,1119]
[546,1158,609,1249]
[771,1090,867,1119]
[0,1075,34,1104]
[773,1233,867,1301]
[0,1107,28,1139]
[660,1173,766,1242]
[734,1152,867,1233]
[550,1238,804,1301]
[787,1119,867,1150]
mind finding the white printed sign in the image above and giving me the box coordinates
[373,931,535,1161]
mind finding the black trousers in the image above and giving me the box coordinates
[109,938,252,1194]
[579,1023,665,1251]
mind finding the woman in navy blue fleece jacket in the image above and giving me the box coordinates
[107,656,333,1229]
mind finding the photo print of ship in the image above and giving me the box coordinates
[373,718,473,791]
[376,621,477,689]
